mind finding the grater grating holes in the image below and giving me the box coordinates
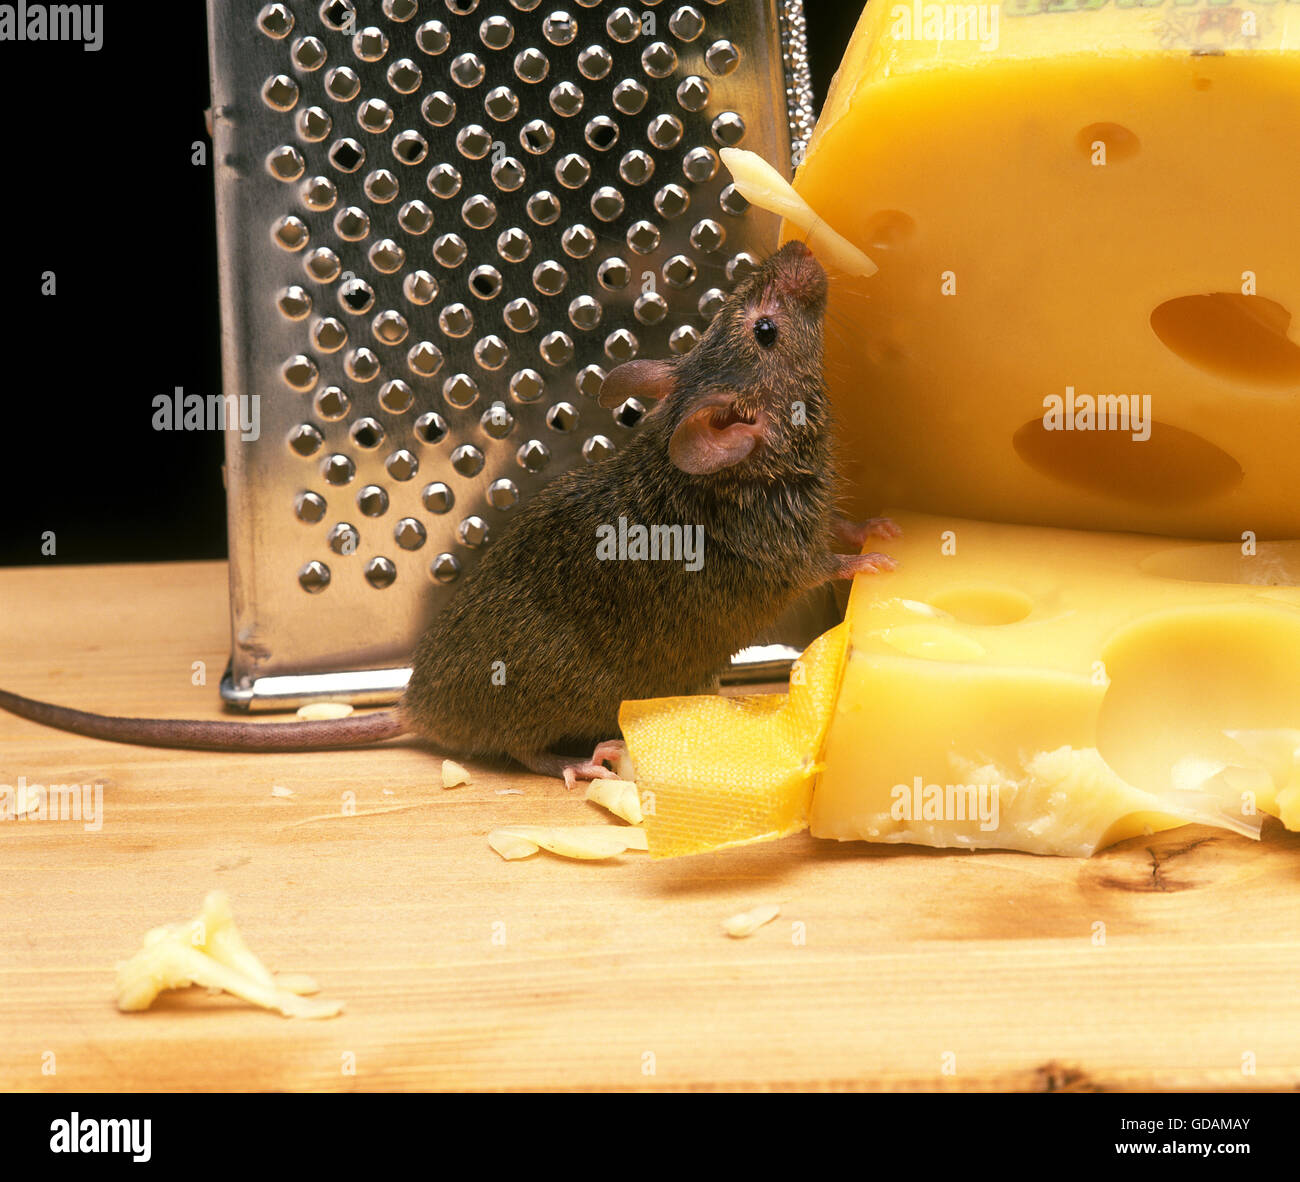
[345,348,381,382]
[316,386,351,420]
[366,557,398,588]
[422,482,453,512]
[408,340,445,377]
[357,485,390,516]
[296,491,328,523]
[264,0,775,592]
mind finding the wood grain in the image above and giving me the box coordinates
[2,560,1298,1092]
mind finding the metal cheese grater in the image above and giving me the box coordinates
[206,0,822,711]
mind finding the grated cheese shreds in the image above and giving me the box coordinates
[584,779,644,825]
[488,825,649,861]
[720,148,878,277]
[114,892,342,1020]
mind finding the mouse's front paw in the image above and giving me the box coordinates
[830,551,898,580]
[833,514,902,549]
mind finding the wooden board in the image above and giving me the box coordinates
[2,560,1298,1092]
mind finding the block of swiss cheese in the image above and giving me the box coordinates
[789,1,1300,539]
[623,512,1300,858]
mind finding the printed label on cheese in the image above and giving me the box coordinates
[794,0,1300,539]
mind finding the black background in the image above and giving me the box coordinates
[1,0,862,568]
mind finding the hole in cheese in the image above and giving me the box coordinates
[1098,606,1300,821]
[928,586,1035,626]
[1012,418,1243,505]
[1139,542,1300,588]
[1076,122,1140,162]
[1150,293,1300,387]
[877,624,985,662]
[862,209,916,253]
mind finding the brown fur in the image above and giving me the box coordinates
[403,242,841,762]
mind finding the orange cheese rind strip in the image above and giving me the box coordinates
[719,148,878,277]
[621,620,848,859]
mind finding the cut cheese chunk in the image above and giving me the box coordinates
[813,511,1300,855]
[792,2,1300,539]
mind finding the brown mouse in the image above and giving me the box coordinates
[0,241,897,785]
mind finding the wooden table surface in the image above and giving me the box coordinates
[2,559,1299,1092]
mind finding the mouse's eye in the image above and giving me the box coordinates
[752,317,777,348]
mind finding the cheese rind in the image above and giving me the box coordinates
[623,622,847,858]
[792,1,1300,539]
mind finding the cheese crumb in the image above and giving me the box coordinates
[441,759,472,788]
[296,701,354,720]
[114,892,343,1019]
[270,785,295,799]
[584,778,643,825]
[722,903,782,938]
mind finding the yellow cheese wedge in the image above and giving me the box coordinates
[814,511,1300,855]
[790,1,1300,540]
[624,513,1300,858]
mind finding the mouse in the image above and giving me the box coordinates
[0,240,898,786]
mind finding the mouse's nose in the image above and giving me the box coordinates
[771,241,827,311]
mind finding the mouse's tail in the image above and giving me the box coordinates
[0,688,408,752]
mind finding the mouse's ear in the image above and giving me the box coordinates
[597,358,677,408]
[668,402,765,475]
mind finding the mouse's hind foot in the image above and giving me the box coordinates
[590,738,628,771]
